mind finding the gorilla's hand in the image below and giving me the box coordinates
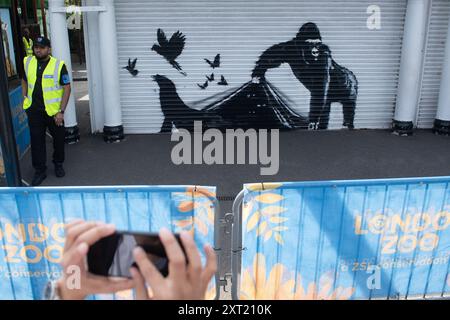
[251,68,266,82]
[252,76,262,84]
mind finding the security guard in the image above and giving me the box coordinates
[22,28,33,56]
[21,36,72,186]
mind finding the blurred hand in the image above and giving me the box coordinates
[58,220,134,300]
[54,112,64,127]
[131,228,217,300]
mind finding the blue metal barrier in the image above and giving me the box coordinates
[0,185,219,300]
[8,86,30,159]
[232,177,450,300]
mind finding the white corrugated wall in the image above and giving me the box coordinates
[417,0,450,129]
[115,0,407,134]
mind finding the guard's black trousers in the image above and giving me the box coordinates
[26,108,65,173]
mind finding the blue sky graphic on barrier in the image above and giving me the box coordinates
[0,186,217,300]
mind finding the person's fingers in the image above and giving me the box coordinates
[65,219,84,230]
[200,244,217,287]
[159,228,187,281]
[179,231,202,282]
[73,224,116,247]
[63,224,114,268]
[63,219,85,248]
[64,221,98,251]
[133,247,164,291]
[130,267,149,300]
[61,242,88,270]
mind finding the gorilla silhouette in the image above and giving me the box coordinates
[252,22,358,130]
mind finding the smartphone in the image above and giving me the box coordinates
[87,231,185,278]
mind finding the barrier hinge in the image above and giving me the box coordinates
[223,212,234,231]
[218,273,233,291]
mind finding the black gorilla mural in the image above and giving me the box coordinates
[149,23,358,132]
[252,22,359,130]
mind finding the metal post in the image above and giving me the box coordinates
[392,0,431,136]
[231,189,245,300]
[82,0,105,133]
[0,31,22,187]
[21,0,28,24]
[98,0,124,142]
[433,16,450,136]
[40,0,48,37]
[48,0,80,144]
[31,0,38,23]
[12,0,25,77]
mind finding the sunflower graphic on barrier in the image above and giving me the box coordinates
[240,253,355,300]
[243,183,288,244]
[172,187,216,237]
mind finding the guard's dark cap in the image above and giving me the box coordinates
[34,36,51,48]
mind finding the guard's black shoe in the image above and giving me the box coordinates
[31,172,47,186]
[54,164,65,178]
[343,122,355,130]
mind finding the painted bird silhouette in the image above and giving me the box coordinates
[198,80,209,90]
[123,58,139,76]
[152,28,187,76]
[152,74,224,132]
[205,54,220,69]
[218,75,228,86]
[206,73,214,82]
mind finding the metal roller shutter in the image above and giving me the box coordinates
[115,0,407,134]
[417,0,450,129]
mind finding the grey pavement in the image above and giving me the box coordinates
[71,57,87,81]
[19,129,450,208]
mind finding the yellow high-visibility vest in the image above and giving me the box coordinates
[23,56,65,116]
[23,37,33,56]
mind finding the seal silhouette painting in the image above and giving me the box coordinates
[151,22,358,132]
[152,75,226,132]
